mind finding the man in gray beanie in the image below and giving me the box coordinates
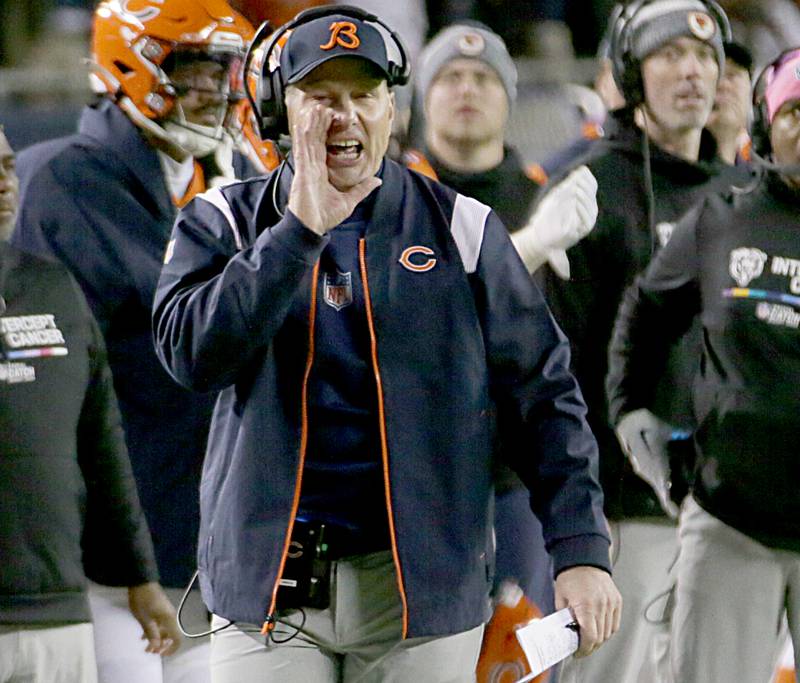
[537,1,748,681]
[623,0,725,72]
[406,22,597,261]
[404,22,602,681]
[404,23,535,230]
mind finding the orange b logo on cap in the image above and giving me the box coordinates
[320,21,360,50]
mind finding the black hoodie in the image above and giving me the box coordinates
[0,242,157,624]
[538,107,748,519]
[607,171,800,550]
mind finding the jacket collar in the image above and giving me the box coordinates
[425,145,524,188]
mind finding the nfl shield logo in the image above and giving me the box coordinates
[324,270,353,310]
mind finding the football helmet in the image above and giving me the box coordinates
[229,99,282,174]
[91,0,254,156]
[226,36,282,173]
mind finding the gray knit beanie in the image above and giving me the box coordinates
[415,23,517,105]
[625,0,725,72]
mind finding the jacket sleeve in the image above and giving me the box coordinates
[473,210,611,575]
[606,203,704,425]
[75,280,159,586]
[153,192,328,392]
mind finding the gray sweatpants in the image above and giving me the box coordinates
[668,496,800,682]
[209,550,485,683]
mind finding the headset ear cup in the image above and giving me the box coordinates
[387,64,401,87]
[253,64,265,136]
[751,98,770,160]
[388,63,409,87]
[257,65,287,139]
[258,67,274,138]
[622,54,644,105]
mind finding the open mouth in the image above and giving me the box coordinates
[326,140,363,162]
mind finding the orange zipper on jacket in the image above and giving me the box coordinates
[261,262,320,635]
[358,238,409,638]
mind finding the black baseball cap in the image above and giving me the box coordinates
[280,13,391,85]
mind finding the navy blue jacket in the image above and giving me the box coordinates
[152,159,610,637]
[12,99,216,587]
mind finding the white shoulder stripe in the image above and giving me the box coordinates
[197,187,242,250]
[451,194,490,274]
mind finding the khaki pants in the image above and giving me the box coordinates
[210,550,485,683]
[560,518,678,683]
[668,496,800,683]
[0,623,97,683]
[89,584,211,683]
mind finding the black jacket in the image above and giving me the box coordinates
[538,108,745,519]
[0,242,157,624]
[607,172,800,550]
[423,146,541,232]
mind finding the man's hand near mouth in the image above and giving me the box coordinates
[288,103,381,236]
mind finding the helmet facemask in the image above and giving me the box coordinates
[159,48,243,158]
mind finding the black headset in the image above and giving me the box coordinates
[243,5,410,141]
[609,0,731,105]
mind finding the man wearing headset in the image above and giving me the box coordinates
[153,7,621,682]
[535,1,746,681]
[607,47,800,682]
[11,2,254,681]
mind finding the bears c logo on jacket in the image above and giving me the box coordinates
[399,246,437,272]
